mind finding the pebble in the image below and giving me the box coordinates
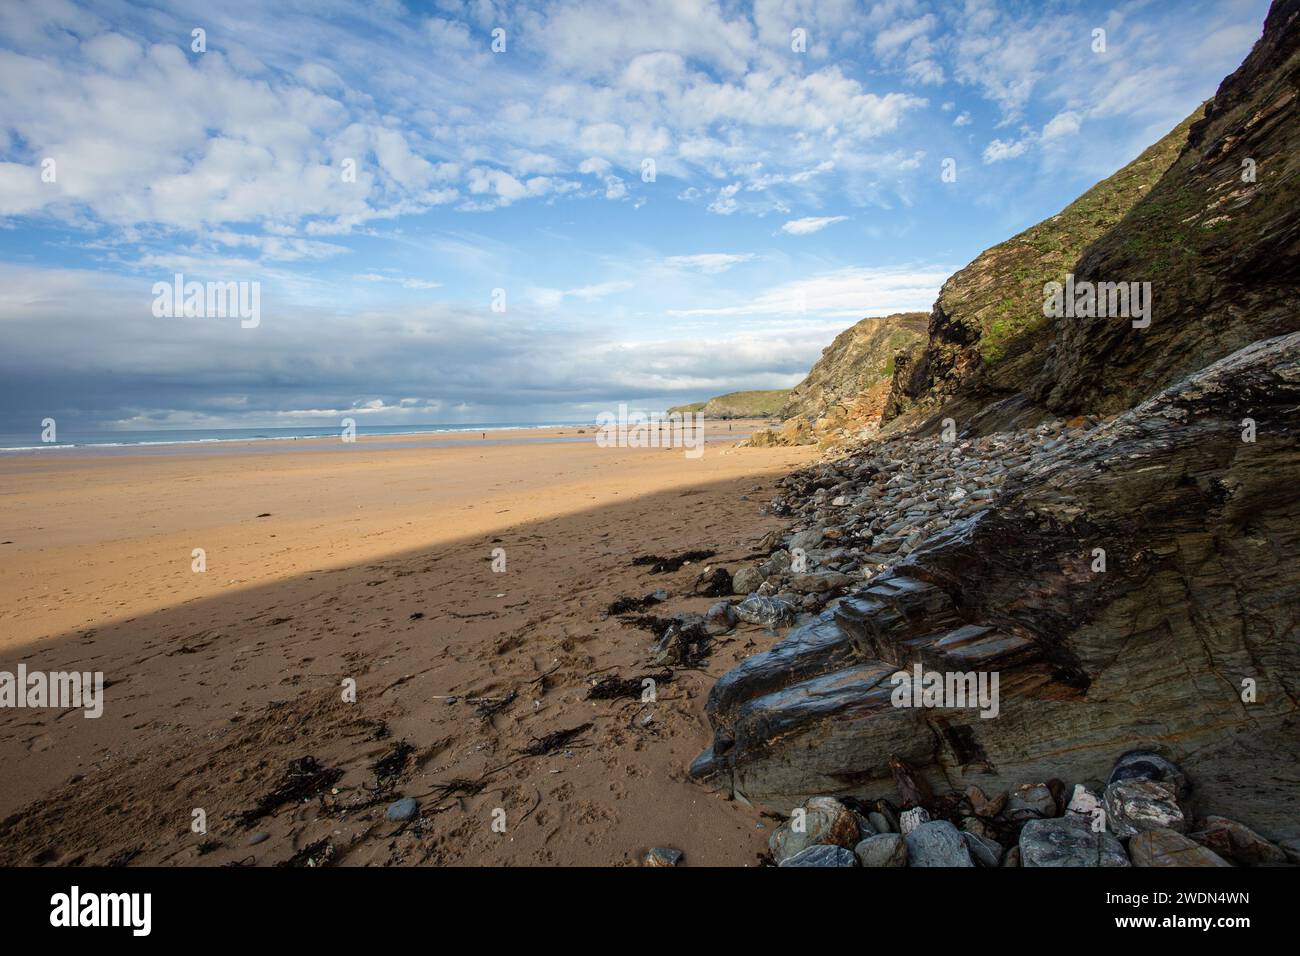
[386,797,419,822]
[644,847,683,867]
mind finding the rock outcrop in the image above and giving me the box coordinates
[883,0,1299,434]
[666,389,789,419]
[693,332,1300,841]
[882,109,1204,428]
[748,313,926,446]
[1030,0,1300,418]
[779,312,927,423]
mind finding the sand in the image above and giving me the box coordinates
[0,421,816,866]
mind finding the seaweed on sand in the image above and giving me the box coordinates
[238,756,343,827]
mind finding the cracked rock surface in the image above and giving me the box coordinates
[692,333,1300,840]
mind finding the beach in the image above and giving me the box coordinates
[0,421,815,866]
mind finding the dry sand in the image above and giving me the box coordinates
[0,421,816,866]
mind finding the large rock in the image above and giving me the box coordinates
[1129,829,1233,867]
[693,334,1300,840]
[1020,817,1130,867]
[855,833,908,867]
[1103,779,1185,838]
[963,830,1004,867]
[1006,783,1057,822]
[904,821,974,867]
[768,797,860,864]
[733,594,795,629]
[1280,838,1300,865]
[1187,816,1287,866]
[730,566,764,595]
[1107,751,1189,801]
[779,844,858,867]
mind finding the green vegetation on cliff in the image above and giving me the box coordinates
[667,389,790,419]
[885,105,1208,425]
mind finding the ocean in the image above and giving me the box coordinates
[0,422,591,453]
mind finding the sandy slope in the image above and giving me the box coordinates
[0,423,814,866]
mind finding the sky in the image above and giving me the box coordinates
[0,0,1273,431]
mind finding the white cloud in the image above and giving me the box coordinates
[781,215,848,235]
[664,253,755,274]
[668,265,952,319]
[707,181,742,215]
[982,137,1031,163]
[1041,110,1082,141]
[353,272,442,290]
[906,60,945,85]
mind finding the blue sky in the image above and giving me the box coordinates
[0,0,1272,430]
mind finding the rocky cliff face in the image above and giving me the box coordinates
[694,332,1300,839]
[695,1,1300,849]
[748,313,926,446]
[1031,0,1300,417]
[888,0,1299,432]
[882,112,1203,428]
[780,313,927,422]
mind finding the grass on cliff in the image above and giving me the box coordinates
[961,105,1206,365]
[667,389,790,418]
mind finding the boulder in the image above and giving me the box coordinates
[1019,817,1130,867]
[768,796,861,864]
[1129,829,1232,867]
[960,815,996,842]
[705,600,737,628]
[904,820,975,867]
[1103,779,1185,838]
[963,830,1004,867]
[1187,816,1286,866]
[733,594,795,629]
[1107,751,1189,801]
[788,572,856,594]
[855,833,908,867]
[1279,838,1300,865]
[730,566,765,595]
[779,844,858,867]
[788,528,824,551]
[1066,784,1101,823]
[1007,783,1057,822]
[966,785,1007,819]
